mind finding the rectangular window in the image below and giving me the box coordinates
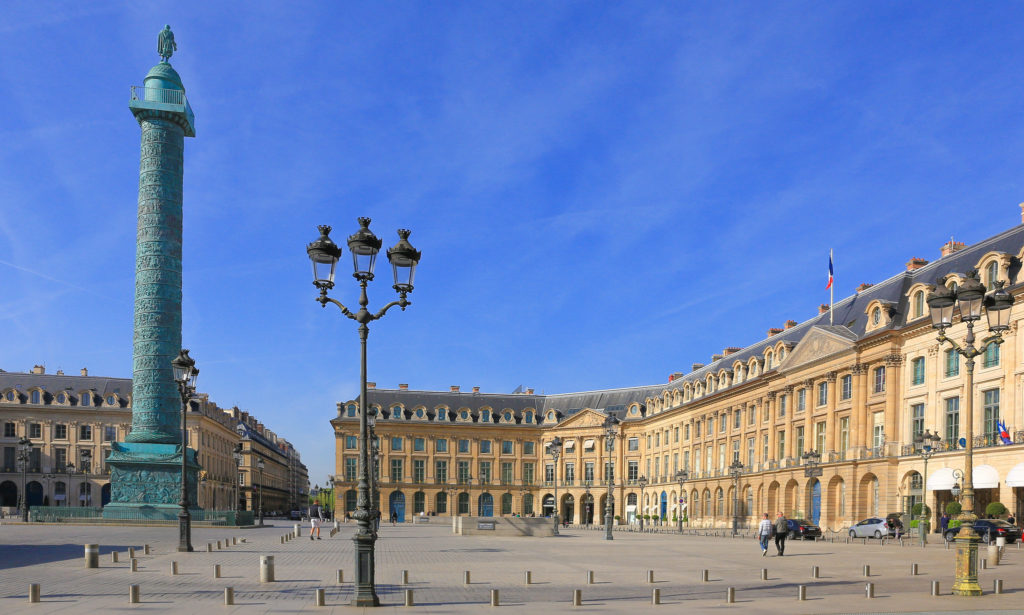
[523,462,535,484]
[983,343,1000,368]
[29,423,41,439]
[872,412,884,449]
[815,421,826,452]
[747,437,754,465]
[874,366,886,393]
[628,437,639,451]
[544,463,554,484]
[501,462,514,484]
[654,458,660,478]
[674,427,679,442]
[457,460,471,483]
[695,421,701,437]
[55,424,68,440]
[841,374,852,400]
[817,382,828,407]
[762,434,769,462]
[731,440,739,463]
[523,441,535,455]
[565,462,575,483]
[584,462,595,483]
[647,458,652,477]
[413,459,425,483]
[655,432,660,447]
[479,461,492,484]
[705,446,712,474]
[720,417,726,433]
[733,410,741,429]
[983,389,1000,443]
[480,440,492,454]
[3,422,15,438]
[436,438,448,453]
[435,460,448,483]
[672,453,678,473]
[79,425,92,441]
[457,439,470,453]
[795,426,805,455]
[55,447,67,471]
[391,437,403,452]
[683,450,690,471]
[628,460,639,481]
[945,397,960,445]
[685,424,691,440]
[797,389,807,411]
[345,435,357,449]
[413,438,425,452]
[103,426,117,442]
[390,458,403,481]
[945,349,959,377]
[344,457,357,480]
[839,417,850,452]
[605,461,614,481]
[778,395,787,417]
[501,440,514,455]
[748,405,756,425]
[912,357,925,385]
[718,444,726,470]
[777,431,786,460]
[911,403,924,440]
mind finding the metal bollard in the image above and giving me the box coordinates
[491,589,500,607]
[931,580,941,595]
[647,569,655,583]
[128,547,135,559]
[402,570,409,584]
[207,543,213,552]
[130,558,138,572]
[652,588,661,604]
[217,540,222,550]
[865,582,874,598]
[525,570,532,585]
[726,587,735,603]
[171,561,178,575]
[128,584,140,604]
[28,583,40,603]
[798,585,807,601]
[994,579,1003,594]
[572,589,582,606]
[224,587,234,605]
[314,588,325,607]
[337,569,344,583]
[464,570,471,584]
[260,555,275,583]
[981,558,988,569]
[214,564,221,578]
[587,570,594,584]
[911,563,919,576]
[404,589,414,607]
[144,544,150,555]
[280,536,285,544]
[811,566,819,579]
[112,552,119,563]
[862,564,870,577]
[761,568,768,581]
[294,523,300,538]
[701,569,709,583]
[84,544,99,569]
[233,537,238,545]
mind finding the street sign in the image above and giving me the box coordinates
[804,467,823,478]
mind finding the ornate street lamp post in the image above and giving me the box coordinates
[80,450,92,506]
[256,457,265,526]
[914,430,942,545]
[674,469,689,533]
[17,436,32,521]
[638,475,648,531]
[604,416,620,541]
[368,411,380,531]
[728,459,743,536]
[927,270,1013,596]
[307,220,421,608]
[547,437,562,535]
[172,349,198,552]
[232,443,243,513]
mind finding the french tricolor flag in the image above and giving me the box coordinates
[826,251,834,290]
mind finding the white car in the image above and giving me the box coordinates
[849,517,890,539]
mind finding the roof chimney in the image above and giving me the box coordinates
[784,320,798,329]
[906,257,929,271]
[81,367,88,376]
[398,383,408,390]
[367,381,375,389]
[767,327,783,336]
[856,282,873,292]
[472,386,480,393]
[32,365,45,374]
[450,385,460,393]
[818,304,829,314]
[940,239,966,258]
[711,354,723,362]
[56,369,64,375]
[691,363,705,371]
[526,388,534,395]
[669,371,683,382]
[723,347,741,356]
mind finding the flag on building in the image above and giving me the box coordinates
[826,251,834,290]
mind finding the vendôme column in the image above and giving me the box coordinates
[106,26,199,519]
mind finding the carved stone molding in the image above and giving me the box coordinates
[850,363,868,375]
[885,353,904,367]
[765,391,777,400]
[825,371,838,382]
[783,385,795,393]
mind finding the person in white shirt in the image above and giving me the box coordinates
[757,513,773,556]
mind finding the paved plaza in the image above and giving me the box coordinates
[0,521,1022,614]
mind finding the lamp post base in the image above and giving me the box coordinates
[952,528,982,596]
[177,509,193,552]
[351,527,380,606]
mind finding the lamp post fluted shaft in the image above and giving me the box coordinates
[604,430,615,541]
[18,437,31,522]
[177,385,193,551]
[550,441,561,535]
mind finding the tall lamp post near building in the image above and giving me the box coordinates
[368,410,379,529]
[674,470,689,533]
[604,415,620,541]
[927,270,1013,596]
[172,349,198,552]
[307,219,421,608]
[232,443,243,512]
[638,475,648,531]
[17,436,32,521]
[728,459,744,535]
[80,450,93,506]
[256,458,265,527]
[914,430,941,545]
[547,437,562,535]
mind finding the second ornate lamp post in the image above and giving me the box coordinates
[547,437,562,535]
[17,436,32,521]
[914,430,942,545]
[232,443,243,512]
[638,475,648,531]
[728,459,743,535]
[927,270,1013,596]
[256,457,265,527]
[308,219,421,607]
[674,469,689,533]
[604,416,620,541]
[172,349,198,552]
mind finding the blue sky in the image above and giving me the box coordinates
[3,2,1024,487]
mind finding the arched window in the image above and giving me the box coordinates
[435,491,447,513]
[458,492,470,515]
[523,411,532,424]
[872,478,879,516]
[913,291,925,318]
[346,404,356,417]
[871,307,881,326]
[716,488,724,516]
[523,494,533,515]
[986,261,999,290]
[765,352,773,369]
[30,390,40,404]
[413,491,425,514]
[57,393,66,404]
[627,493,637,506]
[55,481,67,506]
[745,489,753,517]
[345,490,357,513]
[81,392,90,407]
[501,493,513,515]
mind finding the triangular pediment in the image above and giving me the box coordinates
[777,326,856,373]
[554,408,608,429]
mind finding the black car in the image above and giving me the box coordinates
[943,519,1021,544]
[786,518,822,540]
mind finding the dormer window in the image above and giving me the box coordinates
[985,261,999,290]
[871,307,881,326]
[913,290,925,318]
[31,390,40,404]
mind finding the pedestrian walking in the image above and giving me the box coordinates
[774,512,788,556]
[940,512,950,533]
[757,513,772,556]
[309,499,324,540]
[390,507,398,525]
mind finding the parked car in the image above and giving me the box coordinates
[943,519,1021,544]
[849,517,890,539]
[289,510,302,520]
[786,518,822,540]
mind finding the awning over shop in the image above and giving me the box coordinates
[974,464,999,489]
[927,467,956,491]
[1007,463,1024,487]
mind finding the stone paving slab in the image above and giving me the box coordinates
[0,521,1022,613]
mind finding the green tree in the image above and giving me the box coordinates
[945,501,962,516]
[985,502,1007,518]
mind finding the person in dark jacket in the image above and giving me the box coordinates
[940,513,950,532]
[309,500,324,540]
[774,512,788,556]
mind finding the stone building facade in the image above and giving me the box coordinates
[0,368,308,513]
[333,210,1024,530]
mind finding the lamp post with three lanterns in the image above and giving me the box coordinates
[913,430,942,545]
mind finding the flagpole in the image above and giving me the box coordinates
[829,249,834,325]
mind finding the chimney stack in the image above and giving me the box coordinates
[450,385,460,393]
[32,365,45,374]
[56,369,64,375]
[723,347,741,356]
[669,371,683,382]
[940,239,966,258]
[818,304,829,314]
[767,327,783,336]
[856,282,873,292]
[527,388,534,395]
[691,363,705,371]
[472,386,480,393]
[906,257,929,271]
[398,383,408,390]
[366,382,376,389]
[784,320,798,329]
[711,354,723,362]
